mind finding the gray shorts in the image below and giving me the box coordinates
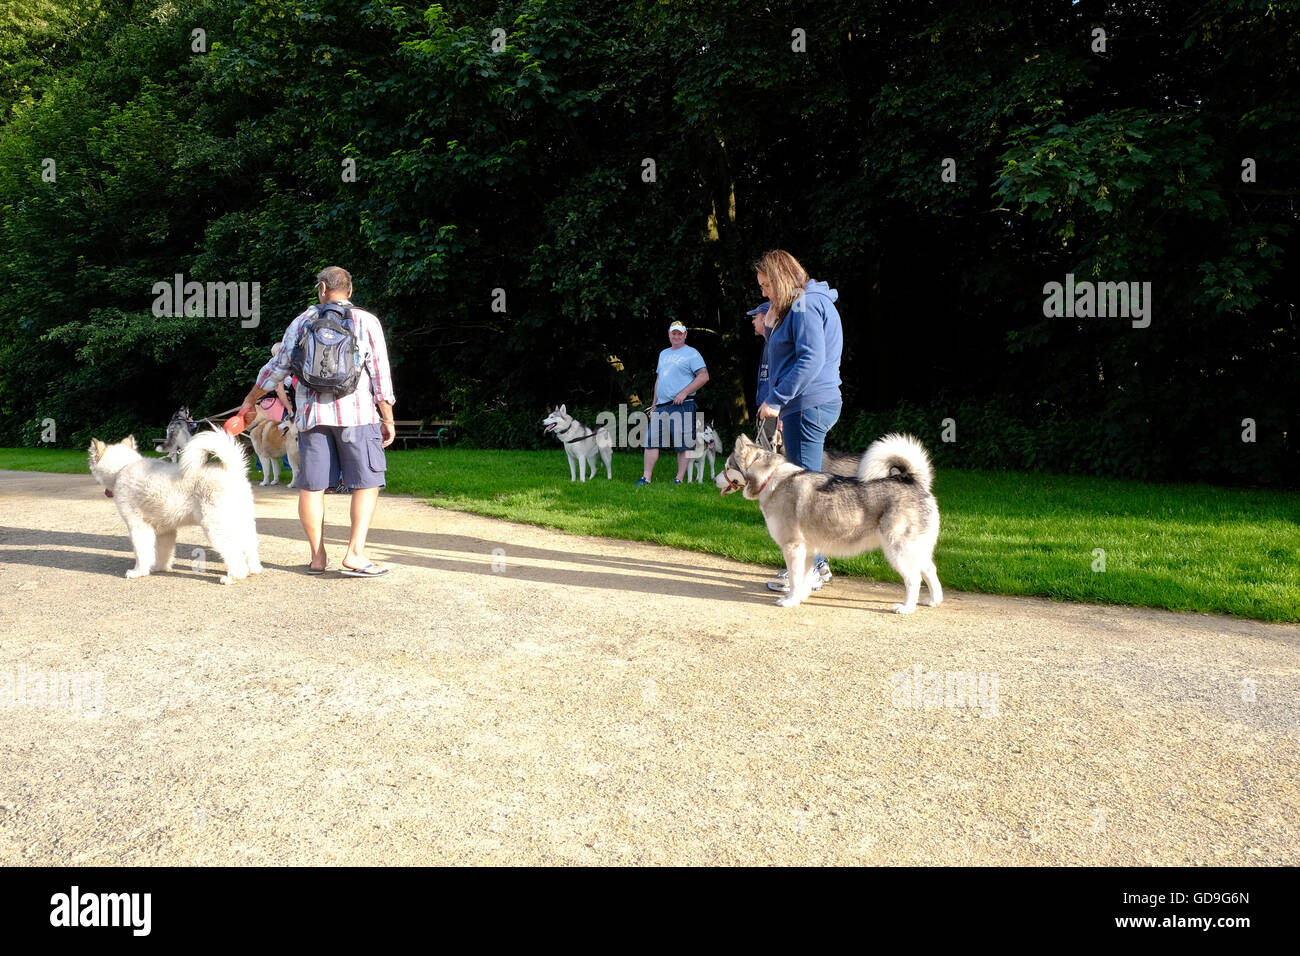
[297,423,387,491]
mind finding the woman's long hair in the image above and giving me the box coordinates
[754,250,809,330]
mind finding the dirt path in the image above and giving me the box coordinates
[1,469,1296,865]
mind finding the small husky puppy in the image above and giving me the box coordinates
[541,404,614,481]
[88,428,262,584]
[154,406,193,463]
[247,413,301,488]
[717,433,942,612]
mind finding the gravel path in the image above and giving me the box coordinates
[1,469,1296,865]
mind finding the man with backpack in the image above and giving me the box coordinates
[239,266,396,577]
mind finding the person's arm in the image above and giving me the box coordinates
[241,320,300,417]
[368,315,397,447]
[673,368,709,405]
[766,299,826,411]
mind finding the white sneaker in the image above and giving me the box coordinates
[814,558,833,584]
[765,568,824,593]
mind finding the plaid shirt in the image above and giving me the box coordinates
[257,302,396,429]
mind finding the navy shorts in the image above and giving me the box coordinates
[297,423,387,491]
[647,399,697,452]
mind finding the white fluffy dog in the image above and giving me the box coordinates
[88,428,262,584]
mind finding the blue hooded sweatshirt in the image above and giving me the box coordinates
[765,279,842,416]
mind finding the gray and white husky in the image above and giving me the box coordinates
[542,405,614,481]
[716,433,942,612]
[685,422,723,482]
[89,428,262,584]
[154,406,193,462]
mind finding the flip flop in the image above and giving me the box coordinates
[306,563,335,575]
[340,563,388,578]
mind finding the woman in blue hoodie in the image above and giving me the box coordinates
[754,249,844,593]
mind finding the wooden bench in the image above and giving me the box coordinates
[392,419,453,449]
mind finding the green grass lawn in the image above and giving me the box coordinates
[6,446,1298,622]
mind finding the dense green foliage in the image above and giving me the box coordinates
[1,1,1297,484]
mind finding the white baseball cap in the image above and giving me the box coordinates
[668,321,686,332]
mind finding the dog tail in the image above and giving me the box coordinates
[858,433,934,493]
[179,426,249,478]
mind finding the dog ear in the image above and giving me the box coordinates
[88,438,105,464]
[121,435,136,450]
[558,404,566,414]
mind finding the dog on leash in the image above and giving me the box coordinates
[88,428,262,584]
[247,411,301,488]
[685,422,723,482]
[154,406,194,463]
[716,433,942,612]
[542,405,614,481]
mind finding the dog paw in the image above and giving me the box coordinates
[892,603,916,614]
[924,597,942,607]
[776,595,802,608]
[218,574,232,585]
[247,562,263,575]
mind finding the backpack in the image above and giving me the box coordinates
[291,303,363,396]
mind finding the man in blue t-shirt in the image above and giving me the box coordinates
[637,321,709,485]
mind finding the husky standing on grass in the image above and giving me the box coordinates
[542,405,614,481]
[685,422,723,482]
[89,427,262,584]
[717,432,942,612]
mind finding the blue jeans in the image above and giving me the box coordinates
[780,400,842,472]
[781,399,842,570]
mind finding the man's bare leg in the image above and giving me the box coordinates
[299,489,327,570]
[343,486,380,569]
